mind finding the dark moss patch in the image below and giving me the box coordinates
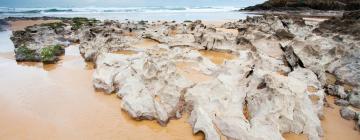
[138,20,148,25]
[40,45,65,63]
[15,46,38,61]
[71,17,99,30]
[11,30,34,48]
[40,22,66,30]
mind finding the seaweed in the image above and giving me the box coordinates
[71,17,99,30]
[40,45,64,63]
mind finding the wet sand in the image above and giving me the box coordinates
[283,96,360,140]
[0,45,203,140]
[199,50,236,65]
[8,20,61,31]
[321,96,360,140]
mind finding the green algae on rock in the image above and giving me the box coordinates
[40,45,65,64]
[71,17,99,30]
[15,46,38,61]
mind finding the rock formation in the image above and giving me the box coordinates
[89,16,328,140]
[9,10,360,139]
[10,22,69,63]
[9,17,98,63]
[242,0,360,11]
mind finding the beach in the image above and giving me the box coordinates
[0,18,359,140]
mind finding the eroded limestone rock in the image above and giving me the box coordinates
[11,13,360,140]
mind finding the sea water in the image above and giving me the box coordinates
[0,6,252,21]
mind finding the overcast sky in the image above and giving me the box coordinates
[0,0,266,8]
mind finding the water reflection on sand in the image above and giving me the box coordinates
[0,39,203,140]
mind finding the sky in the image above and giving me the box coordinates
[0,0,266,8]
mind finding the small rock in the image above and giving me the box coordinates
[340,107,357,120]
[334,99,350,106]
[349,93,360,108]
[281,45,305,71]
[327,85,348,99]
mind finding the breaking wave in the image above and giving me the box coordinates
[0,6,240,14]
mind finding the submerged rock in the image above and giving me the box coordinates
[349,93,360,109]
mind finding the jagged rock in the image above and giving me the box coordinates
[335,99,350,106]
[349,93,360,108]
[281,45,304,71]
[327,85,348,99]
[143,20,239,52]
[93,46,218,125]
[79,21,144,62]
[185,51,323,140]
[275,29,295,40]
[340,107,357,120]
[94,51,192,124]
[10,14,360,140]
[10,23,69,63]
[327,56,360,92]
[314,10,360,40]
[289,68,325,118]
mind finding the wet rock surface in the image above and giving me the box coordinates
[314,10,360,40]
[340,107,358,120]
[10,22,69,63]
[349,93,360,109]
[8,13,360,139]
[9,17,99,63]
[335,99,350,106]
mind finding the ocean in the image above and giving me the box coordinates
[0,6,253,21]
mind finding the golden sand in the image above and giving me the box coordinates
[0,46,203,140]
[9,20,62,31]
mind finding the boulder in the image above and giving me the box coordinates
[340,107,357,120]
[349,93,360,108]
[10,22,69,63]
[335,99,350,106]
[327,85,348,99]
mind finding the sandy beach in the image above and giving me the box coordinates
[8,20,62,31]
[1,19,359,140]
[0,41,204,140]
